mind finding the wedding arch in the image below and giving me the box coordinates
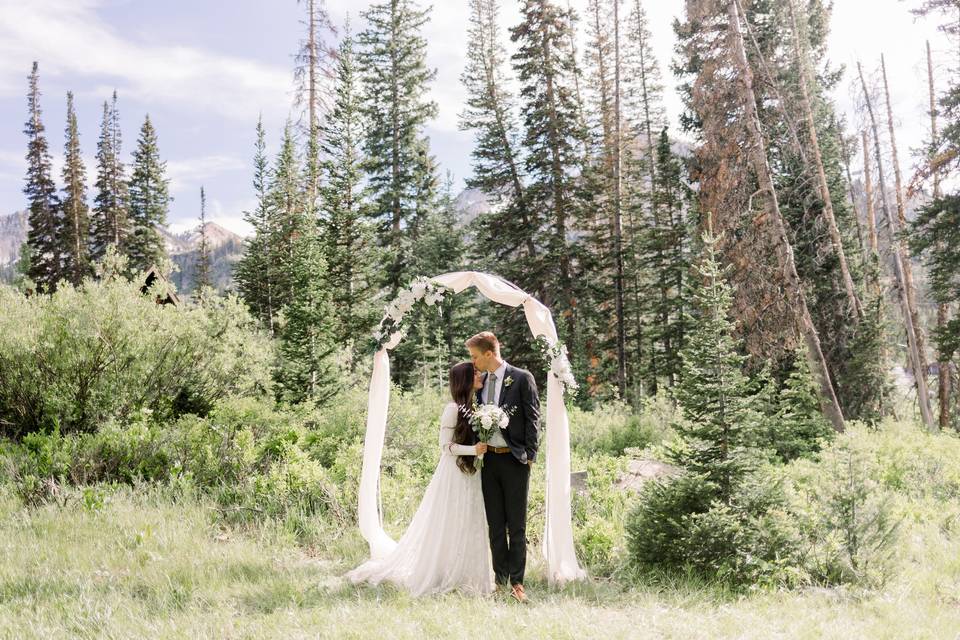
[356,271,587,586]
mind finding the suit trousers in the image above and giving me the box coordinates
[480,450,531,586]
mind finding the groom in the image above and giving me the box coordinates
[466,331,539,604]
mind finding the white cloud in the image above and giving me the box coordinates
[0,0,294,122]
[166,154,246,192]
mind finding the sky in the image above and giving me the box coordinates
[0,0,950,237]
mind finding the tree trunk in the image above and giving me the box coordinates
[835,123,867,272]
[612,0,627,397]
[858,60,935,429]
[882,54,930,384]
[788,0,862,319]
[861,130,881,299]
[927,40,951,429]
[728,0,845,432]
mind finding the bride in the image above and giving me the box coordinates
[345,361,495,596]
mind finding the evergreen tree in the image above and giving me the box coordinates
[625,216,784,586]
[23,61,62,293]
[459,0,538,280]
[911,196,960,375]
[235,116,278,331]
[357,0,439,294]
[89,92,130,264]
[511,0,588,359]
[267,121,306,313]
[578,0,624,399]
[771,347,835,462]
[670,216,762,503]
[275,222,339,405]
[319,27,379,360]
[459,0,544,375]
[392,172,486,390]
[621,0,667,400]
[60,91,90,286]
[236,120,305,335]
[635,129,693,392]
[910,1,960,430]
[194,186,213,299]
[127,114,170,275]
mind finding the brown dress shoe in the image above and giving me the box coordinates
[510,583,527,603]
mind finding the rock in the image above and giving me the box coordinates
[615,457,682,493]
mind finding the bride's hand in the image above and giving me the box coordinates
[475,443,488,455]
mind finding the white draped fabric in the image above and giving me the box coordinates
[355,271,587,585]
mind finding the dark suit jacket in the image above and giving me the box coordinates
[474,362,540,464]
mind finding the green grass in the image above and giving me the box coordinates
[0,480,958,639]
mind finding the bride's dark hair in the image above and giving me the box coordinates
[449,361,477,475]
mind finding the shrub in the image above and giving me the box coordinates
[0,278,273,438]
[785,430,904,588]
[568,391,675,457]
[569,453,632,577]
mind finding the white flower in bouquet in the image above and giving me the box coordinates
[411,281,428,298]
[467,404,515,470]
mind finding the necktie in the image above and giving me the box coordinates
[485,372,497,405]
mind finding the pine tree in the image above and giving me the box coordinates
[267,121,306,313]
[235,116,278,331]
[60,91,90,287]
[511,0,588,355]
[275,225,339,405]
[636,128,692,392]
[625,215,781,586]
[459,0,536,278]
[127,114,170,274]
[579,0,628,398]
[90,92,130,264]
[395,172,480,389]
[319,27,379,360]
[621,0,667,401]
[234,120,304,334]
[194,186,213,299]
[357,0,439,294]
[459,0,544,375]
[911,3,960,430]
[23,61,62,293]
[771,347,835,462]
[671,215,762,503]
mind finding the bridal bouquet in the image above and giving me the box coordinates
[461,403,513,470]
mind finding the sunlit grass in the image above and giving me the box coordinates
[0,475,958,639]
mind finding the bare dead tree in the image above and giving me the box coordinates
[788,0,862,319]
[729,0,845,432]
[862,130,881,298]
[858,60,935,429]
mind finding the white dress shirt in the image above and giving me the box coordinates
[484,361,509,448]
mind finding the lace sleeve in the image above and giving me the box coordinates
[439,403,477,456]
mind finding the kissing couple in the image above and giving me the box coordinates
[346,331,540,603]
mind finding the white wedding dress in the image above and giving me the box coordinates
[345,402,495,596]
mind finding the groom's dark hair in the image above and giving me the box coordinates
[466,331,500,355]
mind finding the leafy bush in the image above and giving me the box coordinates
[0,277,273,438]
[568,391,675,456]
[569,453,632,577]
